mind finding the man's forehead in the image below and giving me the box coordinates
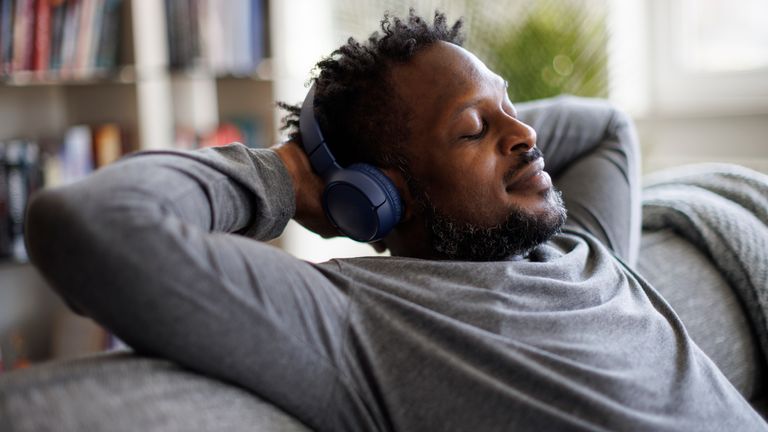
[389,42,506,119]
[392,43,484,90]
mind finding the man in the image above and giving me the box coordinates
[25,10,767,432]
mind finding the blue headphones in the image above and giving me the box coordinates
[299,83,403,242]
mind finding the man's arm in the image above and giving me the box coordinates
[24,143,358,430]
[517,96,641,266]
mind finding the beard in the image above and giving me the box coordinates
[421,187,567,261]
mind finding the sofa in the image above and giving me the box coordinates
[1,218,766,431]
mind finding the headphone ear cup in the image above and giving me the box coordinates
[348,163,403,223]
[322,164,403,242]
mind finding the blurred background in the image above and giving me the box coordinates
[1,0,766,369]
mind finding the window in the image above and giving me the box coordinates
[649,0,768,115]
[680,0,768,73]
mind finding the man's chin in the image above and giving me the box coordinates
[427,188,567,261]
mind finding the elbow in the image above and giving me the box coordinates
[25,187,90,313]
[26,187,77,274]
[25,183,132,316]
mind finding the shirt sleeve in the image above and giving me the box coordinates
[23,143,360,430]
[115,143,297,240]
[517,96,642,266]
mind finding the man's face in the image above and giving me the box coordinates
[390,41,566,260]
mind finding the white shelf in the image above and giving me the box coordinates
[0,0,293,367]
[0,67,137,87]
[0,0,280,152]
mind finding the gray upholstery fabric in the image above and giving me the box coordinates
[0,351,311,432]
[642,164,768,367]
[637,228,765,400]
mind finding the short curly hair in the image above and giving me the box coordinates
[278,9,464,175]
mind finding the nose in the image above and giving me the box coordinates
[498,117,537,155]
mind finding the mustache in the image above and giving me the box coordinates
[503,147,543,183]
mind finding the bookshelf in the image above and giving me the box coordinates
[0,0,298,370]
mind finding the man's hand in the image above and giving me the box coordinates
[272,140,391,253]
[272,140,341,238]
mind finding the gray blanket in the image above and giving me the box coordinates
[642,163,768,363]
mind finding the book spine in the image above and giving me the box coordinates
[85,0,101,70]
[229,0,249,74]
[195,0,209,70]
[0,0,14,75]
[184,0,202,66]
[32,0,50,75]
[12,0,34,72]
[93,0,118,69]
[176,0,190,68]
[163,0,177,68]
[24,139,42,197]
[73,0,93,76]
[61,125,93,184]
[5,140,28,262]
[251,0,264,67]
[0,141,10,259]
[48,0,64,71]
[205,0,224,74]
[59,0,80,78]
[92,123,121,167]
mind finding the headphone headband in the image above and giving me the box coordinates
[299,84,341,179]
[298,82,403,242]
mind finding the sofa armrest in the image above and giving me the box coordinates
[0,351,311,432]
[637,228,766,402]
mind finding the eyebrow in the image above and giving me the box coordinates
[449,76,510,122]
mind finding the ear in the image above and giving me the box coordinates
[381,166,414,223]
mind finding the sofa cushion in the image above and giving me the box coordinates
[637,228,766,401]
[0,351,311,432]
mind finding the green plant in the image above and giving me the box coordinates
[470,1,609,102]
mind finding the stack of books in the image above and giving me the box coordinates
[165,0,266,75]
[0,123,132,263]
[0,139,43,262]
[175,117,265,150]
[0,0,123,80]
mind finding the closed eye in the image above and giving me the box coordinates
[461,119,488,140]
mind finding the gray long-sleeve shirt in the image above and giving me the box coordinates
[25,96,768,431]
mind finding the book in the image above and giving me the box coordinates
[59,0,81,78]
[72,0,96,78]
[32,0,51,75]
[251,0,265,65]
[199,122,243,148]
[4,140,38,262]
[92,122,121,167]
[204,0,225,73]
[1,139,46,261]
[95,0,122,69]
[93,0,119,70]
[186,0,201,67]
[227,116,264,148]
[12,0,35,72]
[25,139,43,194]
[230,0,250,74]
[85,0,103,71]
[48,0,65,70]
[73,0,94,76]
[0,141,10,259]
[166,0,266,75]
[1,0,123,78]
[60,125,93,184]
[0,0,14,75]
